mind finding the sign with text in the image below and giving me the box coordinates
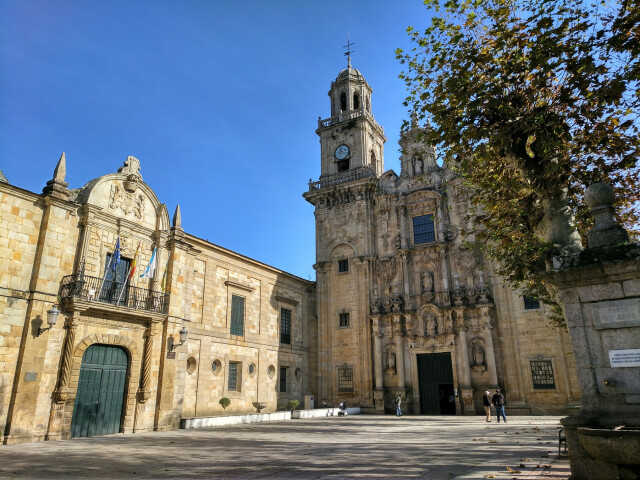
[592,299,640,330]
[609,349,640,368]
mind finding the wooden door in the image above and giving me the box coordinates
[71,345,128,437]
[417,352,455,415]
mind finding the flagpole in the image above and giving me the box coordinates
[117,242,140,305]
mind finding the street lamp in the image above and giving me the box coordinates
[37,305,60,336]
[170,325,188,351]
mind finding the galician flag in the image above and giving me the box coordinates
[140,247,157,279]
[128,243,141,281]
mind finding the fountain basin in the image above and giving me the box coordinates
[577,427,640,465]
[252,402,267,413]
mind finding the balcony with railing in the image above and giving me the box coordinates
[308,166,378,191]
[316,108,384,136]
[60,274,169,314]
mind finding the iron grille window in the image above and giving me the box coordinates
[230,295,245,336]
[413,214,435,244]
[338,259,349,273]
[524,295,541,310]
[339,312,350,327]
[279,366,287,392]
[228,362,240,391]
[338,367,354,392]
[531,360,555,389]
[280,308,291,344]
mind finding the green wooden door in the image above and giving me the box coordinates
[71,345,128,437]
[417,352,455,415]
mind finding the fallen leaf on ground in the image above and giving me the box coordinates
[483,475,496,478]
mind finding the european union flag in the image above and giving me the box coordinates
[112,237,121,272]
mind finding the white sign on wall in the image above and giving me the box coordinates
[609,349,640,368]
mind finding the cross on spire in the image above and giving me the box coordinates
[343,32,355,67]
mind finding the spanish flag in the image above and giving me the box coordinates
[128,243,140,281]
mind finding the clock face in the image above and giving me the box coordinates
[335,145,350,160]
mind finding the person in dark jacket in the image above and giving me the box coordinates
[492,389,507,423]
[482,391,492,422]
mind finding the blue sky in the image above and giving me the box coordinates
[0,0,431,280]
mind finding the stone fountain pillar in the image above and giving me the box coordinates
[543,183,640,480]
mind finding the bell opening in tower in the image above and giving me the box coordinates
[337,159,349,172]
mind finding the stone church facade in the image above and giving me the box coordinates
[302,61,580,416]
[0,62,578,444]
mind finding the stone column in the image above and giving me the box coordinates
[400,250,410,296]
[398,206,408,248]
[393,315,406,389]
[46,312,80,441]
[371,316,384,390]
[455,308,474,415]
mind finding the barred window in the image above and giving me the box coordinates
[413,214,435,244]
[280,308,291,345]
[230,295,245,336]
[531,360,555,389]
[338,259,349,273]
[279,366,288,393]
[339,312,350,327]
[228,362,240,391]
[338,367,354,392]
[524,295,541,310]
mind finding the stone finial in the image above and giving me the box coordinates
[42,152,70,199]
[0,168,9,184]
[172,204,182,229]
[584,183,629,248]
[118,156,143,180]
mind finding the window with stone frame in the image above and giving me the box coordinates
[230,294,245,336]
[280,308,291,345]
[530,360,555,389]
[339,312,350,327]
[523,295,541,310]
[338,259,349,273]
[338,366,354,392]
[412,214,436,244]
[279,366,288,392]
[228,361,241,392]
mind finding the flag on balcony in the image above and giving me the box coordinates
[128,243,140,281]
[140,247,157,279]
[112,237,121,272]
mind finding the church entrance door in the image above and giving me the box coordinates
[417,352,456,415]
[71,344,128,437]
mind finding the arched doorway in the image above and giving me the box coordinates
[71,344,128,437]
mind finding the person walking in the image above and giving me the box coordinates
[395,394,403,417]
[482,391,492,422]
[492,389,507,423]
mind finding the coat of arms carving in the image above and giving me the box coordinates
[109,183,145,220]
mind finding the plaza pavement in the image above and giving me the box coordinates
[0,415,570,480]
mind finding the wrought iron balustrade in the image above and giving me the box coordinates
[60,274,169,314]
[308,167,378,191]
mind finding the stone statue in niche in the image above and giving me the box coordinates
[413,157,424,175]
[425,315,438,337]
[421,271,434,294]
[472,342,486,366]
[385,349,397,377]
[471,338,487,372]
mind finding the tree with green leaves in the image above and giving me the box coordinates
[397,0,640,318]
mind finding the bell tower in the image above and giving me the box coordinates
[316,54,386,180]
[304,49,386,409]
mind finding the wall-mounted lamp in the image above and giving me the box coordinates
[170,325,188,352]
[37,305,60,336]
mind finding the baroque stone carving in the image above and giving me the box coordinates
[456,247,479,274]
[376,257,397,282]
[109,183,145,219]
